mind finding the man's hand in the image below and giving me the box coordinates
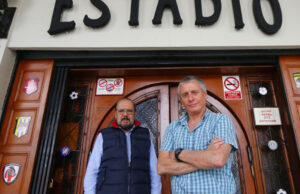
[207,136,224,151]
[177,137,232,169]
[157,151,198,175]
[170,151,176,160]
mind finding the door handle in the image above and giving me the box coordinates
[49,178,54,188]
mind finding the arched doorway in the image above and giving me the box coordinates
[97,83,255,194]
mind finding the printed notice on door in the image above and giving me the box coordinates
[96,78,124,95]
[222,76,242,100]
[253,107,282,126]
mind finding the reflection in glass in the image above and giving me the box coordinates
[135,98,158,155]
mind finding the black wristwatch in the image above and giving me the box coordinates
[175,148,183,162]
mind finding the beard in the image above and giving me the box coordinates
[117,117,134,131]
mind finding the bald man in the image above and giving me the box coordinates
[84,98,161,194]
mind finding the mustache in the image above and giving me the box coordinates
[121,117,130,121]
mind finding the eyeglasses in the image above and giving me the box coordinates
[116,109,134,115]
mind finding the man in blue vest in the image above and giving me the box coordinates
[157,76,238,194]
[84,98,161,194]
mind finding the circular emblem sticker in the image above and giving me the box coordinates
[61,146,71,157]
[3,163,21,185]
[98,79,107,87]
[114,79,123,87]
[106,83,115,92]
[258,87,268,95]
[268,140,278,151]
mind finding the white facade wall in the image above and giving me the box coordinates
[0,40,15,120]
[6,0,300,50]
[1,0,300,118]
[0,0,19,119]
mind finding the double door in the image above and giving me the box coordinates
[97,82,251,194]
[48,67,295,193]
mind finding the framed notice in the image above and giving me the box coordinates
[96,78,124,95]
[253,107,282,126]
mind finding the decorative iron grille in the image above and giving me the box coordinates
[249,81,291,193]
[49,86,89,194]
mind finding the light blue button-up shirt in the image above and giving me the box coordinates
[84,127,162,194]
[161,109,238,194]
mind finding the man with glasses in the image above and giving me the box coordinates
[84,98,161,194]
[157,76,238,194]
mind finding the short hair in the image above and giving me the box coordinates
[177,76,207,98]
[115,98,136,112]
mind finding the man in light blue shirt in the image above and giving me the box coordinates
[84,98,161,194]
[157,76,238,194]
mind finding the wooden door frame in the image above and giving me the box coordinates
[0,54,292,194]
[0,60,54,194]
[75,65,297,194]
[90,80,256,194]
[30,66,68,194]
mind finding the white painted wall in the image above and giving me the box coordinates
[1,0,300,116]
[0,0,19,119]
[0,41,16,120]
[7,0,300,50]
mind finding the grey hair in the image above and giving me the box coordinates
[177,76,207,98]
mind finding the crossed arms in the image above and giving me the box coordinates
[157,137,232,175]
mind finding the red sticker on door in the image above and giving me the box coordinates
[96,78,124,95]
[222,76,242,100]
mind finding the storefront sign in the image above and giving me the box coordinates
[293,73,300,88]
[222,76,242,100]
[253,107,282,126]
[48,0,282,35]
[96,78,124,95]
[2,163,21,185]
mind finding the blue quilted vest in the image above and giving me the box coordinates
[96,125,151,194]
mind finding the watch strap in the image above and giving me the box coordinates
[175,148,183,162]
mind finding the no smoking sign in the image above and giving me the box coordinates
[222,76,242,100]
[96,78,124,95]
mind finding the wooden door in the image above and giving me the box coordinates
[279,56,300,157]
[0,63,297,193]
[47,80,92,194]
[62,66,297,194]
[95,81,253,194]
[0,60,53,194]
[278,56,300,192]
